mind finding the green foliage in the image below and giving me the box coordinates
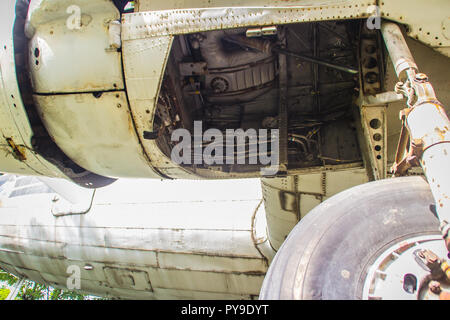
[0,269,18,286]
[18,280,47,300]
[49,288,86,300]
[0,268,101,300]
[0,288,10,300]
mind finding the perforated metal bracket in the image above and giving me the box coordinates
[358,104,388,180]
[354,94,393,181]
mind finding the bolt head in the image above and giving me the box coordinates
[415,73,428,82]
[429,281,441,294]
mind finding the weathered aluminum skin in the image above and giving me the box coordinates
[0,0,446,180]
[33,92,163,179]
[123,3,373,40]
[0,175,275,299]
[0,1,68,179]
[27,0,166,179]
[26,0,124,93]
[261,167,368,250]
[134,0,450,55]
[119,0,450,179]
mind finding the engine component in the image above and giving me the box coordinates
[195,30,277,104]
[246,26,278,37]
[210,77,229,94]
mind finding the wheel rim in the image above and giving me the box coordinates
[362,234,447,300]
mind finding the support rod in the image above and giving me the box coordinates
[273,47,358,74]
[380,23,418,81]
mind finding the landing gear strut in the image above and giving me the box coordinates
[260,21,450,300]
[381,22,450,253]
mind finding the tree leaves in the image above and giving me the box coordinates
[0,288,10,300]
[0,268,97,300]
[0,269,18,286]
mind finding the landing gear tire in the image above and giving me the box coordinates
[259,176,442,300]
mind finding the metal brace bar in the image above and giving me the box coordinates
[277,28,288,174]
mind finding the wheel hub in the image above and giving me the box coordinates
[362,235,449,300]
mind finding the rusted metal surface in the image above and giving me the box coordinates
[442,260,450,281]
[0,1,70,178]
[5,138,26,161]
[363,235,449,300]
[392,92,450,241]
[123,4,372,41]
[420,277,450,300]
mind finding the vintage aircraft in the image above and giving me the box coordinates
[0,0,449,299]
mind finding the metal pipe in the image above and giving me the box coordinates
[407,101,450,249]
[288,136,308,154]
[273,47,358,74]
[381,21,450,250]
[380,22,418,81]
[220,33,358,74]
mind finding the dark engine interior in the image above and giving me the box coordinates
[154,20,384,175]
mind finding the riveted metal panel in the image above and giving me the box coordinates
[157,252,267,273]
[123,2,375,41]
[122,36,196,178]
[262,169,369,250]
[133,0,450,57]
[33,91,162,178]
[0,1,68,178]
[26,0,124,93]
[121,1,375,179]
[379,0,450,57]
[104,267,152,291]
[136,0,364,11]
